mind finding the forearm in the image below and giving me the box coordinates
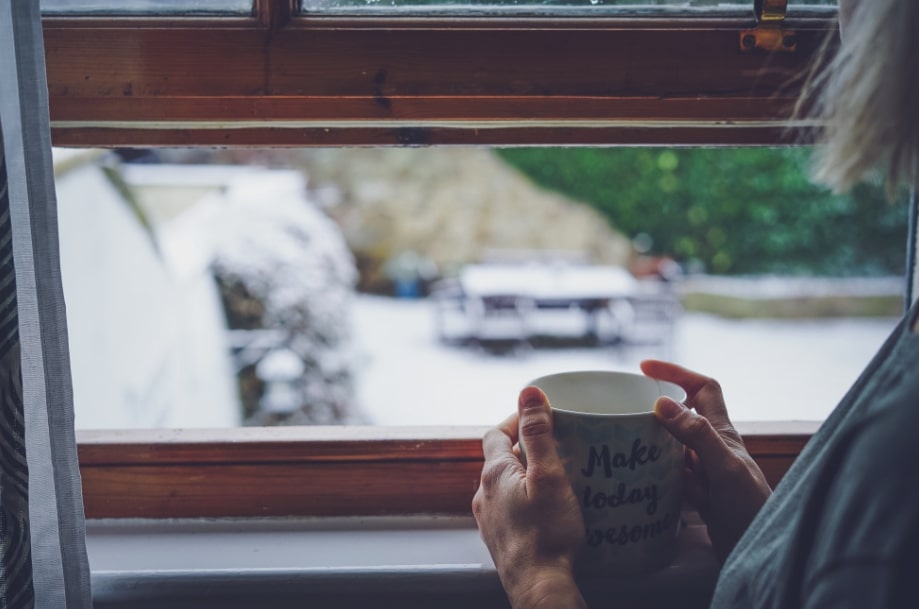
[504,568,588,609]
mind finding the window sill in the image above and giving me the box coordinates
[88,514,719,609]
[76,422,818,519]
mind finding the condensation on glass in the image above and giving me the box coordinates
[40,0,252,16]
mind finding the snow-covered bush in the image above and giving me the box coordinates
[206,168,358,424]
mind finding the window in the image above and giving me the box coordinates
[44,0,841,519]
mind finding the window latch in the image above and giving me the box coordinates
[740,0,797,53]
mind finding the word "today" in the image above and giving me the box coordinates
[582,482,659,516]
[580,438,661,477]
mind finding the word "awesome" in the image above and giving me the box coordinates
[586,512,676,547]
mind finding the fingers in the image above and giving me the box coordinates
[640,359,733,431]
[517,386,567,496]
[479,412,525,505]
[516,386,556,465]
[682,448,708,509]
[483,412,519,462]
[654,395,733,467]
[640,359,719,401]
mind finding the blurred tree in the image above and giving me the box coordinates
[497,147,908,276]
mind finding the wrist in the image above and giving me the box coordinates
[505,565,586,609]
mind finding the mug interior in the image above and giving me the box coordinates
[529,370,685,416]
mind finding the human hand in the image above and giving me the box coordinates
[640,360,772,562]
[472,386,588,609]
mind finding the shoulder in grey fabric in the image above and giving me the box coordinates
[712,301,919,608]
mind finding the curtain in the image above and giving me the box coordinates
[0,1,93,608]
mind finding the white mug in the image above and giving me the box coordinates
[527,370,686,575]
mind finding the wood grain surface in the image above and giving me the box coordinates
[78,423,817,518]
[43,13,837,146]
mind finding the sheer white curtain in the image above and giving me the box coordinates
[0,1,93,607]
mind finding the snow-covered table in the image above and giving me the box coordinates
[435,263,676,346]
[460,263,639,306]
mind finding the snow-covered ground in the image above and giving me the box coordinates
[350,295,900,425]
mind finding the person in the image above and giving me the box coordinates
[472,0,919,607]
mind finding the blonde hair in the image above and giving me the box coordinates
[800,0,919,195]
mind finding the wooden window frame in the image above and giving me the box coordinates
[77,422,817,518]
[45,1,836,519]
[44,5,836,147]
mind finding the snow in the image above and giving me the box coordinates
[350,295,899,426]
[205,169,357,332]
[257,348,306,380]
[120,163,359,425]
[460,263,638,299]
[57,156,241,429]
[192,168,357,424]
[56,156,905,431]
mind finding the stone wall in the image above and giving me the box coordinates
[290,149,632,291]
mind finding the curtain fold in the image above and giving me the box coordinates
[0,1,93,608]
[0,121,34,609]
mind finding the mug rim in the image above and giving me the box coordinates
[528,370,686,417]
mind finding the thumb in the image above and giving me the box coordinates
[517,386,560,473]
[654,396,732,465]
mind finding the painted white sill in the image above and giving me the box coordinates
[87,514,719,609]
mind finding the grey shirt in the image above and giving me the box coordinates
[711,302,919,608]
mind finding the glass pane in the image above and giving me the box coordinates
[301,0,836,16]
[55,146,902,430]
[40,0,252,16]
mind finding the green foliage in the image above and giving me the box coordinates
[497,148,908,276]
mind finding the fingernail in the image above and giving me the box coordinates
[655,396,684,420]
[519,387,546,411]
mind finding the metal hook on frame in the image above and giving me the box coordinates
[755,0,789,22]
[741,0,797,53]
